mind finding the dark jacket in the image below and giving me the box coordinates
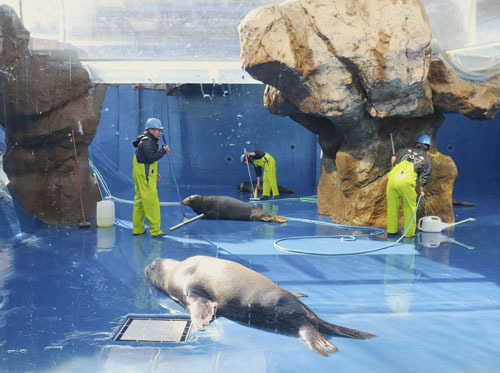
[394,146,431,186]
[247,150,266,177]
[132,131,166,164]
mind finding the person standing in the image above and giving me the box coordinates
[132,118,170,237]
[386,134,431,237]
[241,149,279,200]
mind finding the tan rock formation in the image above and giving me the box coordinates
[239,0,467,227]
[239,0,434,123]
[0,4,105,225]
[317,113,457,227]
[429,59,500,120]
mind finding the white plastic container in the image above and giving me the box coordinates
[418,216,476,233]
[96,197,115,227]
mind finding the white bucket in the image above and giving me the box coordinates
[96,198,115,227]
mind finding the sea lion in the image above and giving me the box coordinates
[452,198,474,207]
[145,256,375,356]
[182,195,286,223]
[237,182,296,194]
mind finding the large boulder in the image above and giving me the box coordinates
[239,0,466,227]
[4,86,106,225]
[429,59,500,120]
[0,4,105,225]
[5,51,92,116]
[239,0,434,123]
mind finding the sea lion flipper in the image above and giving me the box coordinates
[298,324,338,357]
[185,292,217,330]
[318,319,376,340]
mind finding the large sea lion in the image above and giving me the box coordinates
[237,182,296,194]
[145,256,375,356]
[182,195,286,223]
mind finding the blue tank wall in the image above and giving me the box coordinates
[436,113,500,197]
[90,84,500,200]
[91,84,319,196]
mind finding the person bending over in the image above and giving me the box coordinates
[386,134,431,237]
[241,149,279,200]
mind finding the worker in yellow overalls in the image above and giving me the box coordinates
[386,134,432,237]
[241,149,279,200]
[132,118,170,237]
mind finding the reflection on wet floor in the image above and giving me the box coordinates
[0,189,499,372]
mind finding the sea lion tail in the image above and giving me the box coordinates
[299,324,338,357]
[318,319,376,340]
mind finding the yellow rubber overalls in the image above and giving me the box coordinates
[386,160,418,237]
[253,153,279,198]
[132,155,163,236]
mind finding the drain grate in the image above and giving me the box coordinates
[114,316,192,343]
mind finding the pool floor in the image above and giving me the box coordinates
[1,187,499,372]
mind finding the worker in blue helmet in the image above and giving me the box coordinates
[386,134,432,237]
[241,149,279,200]
[131,118,170,237]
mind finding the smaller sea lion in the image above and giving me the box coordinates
[237,181,296,194]
[452,198,474,207]
[182,195,286,223]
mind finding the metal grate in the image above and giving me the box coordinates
[114,316,191,343]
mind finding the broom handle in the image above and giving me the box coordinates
[71,130,86,223]
[245,155,255,193]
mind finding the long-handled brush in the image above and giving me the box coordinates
[71,129,91,228]
[162,134,203,232]
[245,154,260,201]
[162,135,187,221]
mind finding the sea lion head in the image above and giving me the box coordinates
[182,195,203,207]
[145,258,180,290]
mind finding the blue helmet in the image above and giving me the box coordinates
[240,154,246,164]
[145,118,164,130]
[416,134,431,147]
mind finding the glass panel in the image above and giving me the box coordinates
[17,0,500,83]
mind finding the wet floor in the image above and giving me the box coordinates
[1,186,499,372]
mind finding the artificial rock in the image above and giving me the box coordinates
[238,0,500,227]
[0,4,105,225]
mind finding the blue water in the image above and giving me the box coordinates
[1,183,499,372]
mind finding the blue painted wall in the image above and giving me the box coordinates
[436,113,500,197]
[91,84,319,196]
[90,84,500,200]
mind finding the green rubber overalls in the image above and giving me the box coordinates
[132,155,163,236]
[253,153,279,198]
[386,160,418,237]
